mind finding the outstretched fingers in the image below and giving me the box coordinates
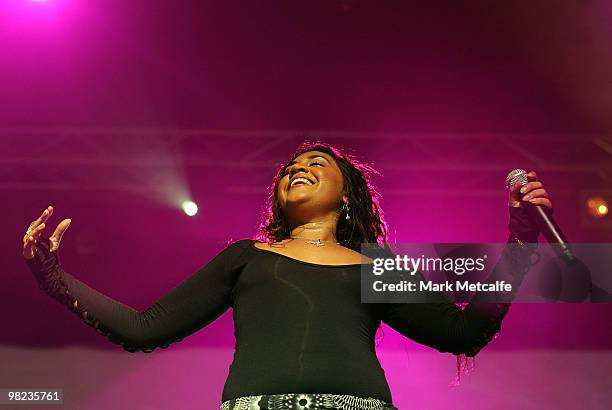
[22,206,55,259]
[50,219,71,252]
[23,206,52,243]
[23,223,47,259]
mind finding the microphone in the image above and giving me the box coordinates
[505,169,575,264]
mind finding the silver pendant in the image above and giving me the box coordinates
[305,239,325,246]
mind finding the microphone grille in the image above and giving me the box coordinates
[506,169,528,190]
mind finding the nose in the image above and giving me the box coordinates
[288,163,309,179]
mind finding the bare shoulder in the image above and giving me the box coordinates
[253,240,291,250]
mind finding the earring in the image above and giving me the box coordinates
[342,203,351,220]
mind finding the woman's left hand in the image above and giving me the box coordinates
[508,170,553,210]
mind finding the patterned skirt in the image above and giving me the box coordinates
[220,393,398,410]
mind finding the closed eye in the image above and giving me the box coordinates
[281,162,323,175]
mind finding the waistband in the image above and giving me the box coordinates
[220,393,398,410]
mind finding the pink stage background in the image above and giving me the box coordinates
[1,1,611,409]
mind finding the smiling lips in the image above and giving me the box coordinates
[290,177,315,188]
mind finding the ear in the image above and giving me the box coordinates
[342,194,349,205]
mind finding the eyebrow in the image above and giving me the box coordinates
[285,155,329,168]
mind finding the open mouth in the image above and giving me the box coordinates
[289,177,315,188]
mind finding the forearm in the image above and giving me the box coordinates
[454,234,537,356]
[25,237,184,353]
[383,207,539,356]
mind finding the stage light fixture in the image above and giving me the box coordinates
[181,200,198,217]
[586,196,609,219]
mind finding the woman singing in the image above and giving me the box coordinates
[22,142,552,410]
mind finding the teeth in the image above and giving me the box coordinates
[291,177,313,187]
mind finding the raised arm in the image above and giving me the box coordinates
[381,228,536,356]
[22,208,250,353]
[382,171,552,357]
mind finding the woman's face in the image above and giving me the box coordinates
[276,150,347,220]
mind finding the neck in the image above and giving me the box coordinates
[289,217,338,242]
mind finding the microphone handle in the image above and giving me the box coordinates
[523,202,575,264]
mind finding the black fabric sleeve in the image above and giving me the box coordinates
[381,206,540,357]
[24,237,251,353]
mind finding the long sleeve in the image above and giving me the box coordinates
[381,207,539,357]
[24,236,251,353]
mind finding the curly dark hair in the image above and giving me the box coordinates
[256,142,392,255]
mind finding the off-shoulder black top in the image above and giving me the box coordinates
[24,207,538,403]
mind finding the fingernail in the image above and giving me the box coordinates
[529,198,537,203]
[67,219,72,223]
[523,195,530,201]
[520,187,527,193]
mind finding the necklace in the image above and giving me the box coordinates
[290,237,340,246]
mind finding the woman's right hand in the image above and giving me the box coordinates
[22,206,72,259]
